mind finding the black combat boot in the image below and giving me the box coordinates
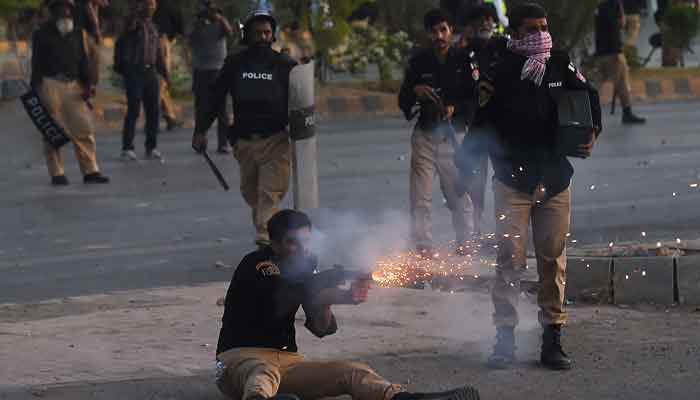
[83,172,110,184]
[622,107,646,124]
[392,385,480,400]
[540,324,572,370]
[51,175,69,186]
[487,326,516,369]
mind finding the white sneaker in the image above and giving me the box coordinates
[146,149,163,160]
[120,150,137,161]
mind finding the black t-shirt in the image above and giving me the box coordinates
[216,247,337,357]
[623,0,646,14]
[596,0,624,56]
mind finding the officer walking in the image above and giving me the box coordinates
[31,0,109,185]
[456,4,505,236]
[153,0,185,131]
[595,0,646,124]
[115,0,169,161]
[398,8,478,256]
[193,10,296,249]
[189,0,233,154]
[215,209,481,400]
[73,0,109,86]
[481,3,602,370]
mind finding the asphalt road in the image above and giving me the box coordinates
[1,100,700,303]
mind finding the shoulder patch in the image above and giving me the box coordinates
[568,62,576,72]
[256,261,281,277]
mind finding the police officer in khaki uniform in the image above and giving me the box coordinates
[595,0,646,124]
[31,0,109,185]
[193,10,295,248]
[215,209,481,400]
[482,3,602,371]
[399,9,478,256]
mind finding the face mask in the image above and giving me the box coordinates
[478,29,494,40]
[56,18,74,35]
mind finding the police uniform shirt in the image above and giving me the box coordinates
[30,23,90,88]
[398,46,479,131]
[207,46,298,139]
[484,50,602,196]
[216,247,338,357]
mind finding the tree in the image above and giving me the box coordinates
[0,0,40,41]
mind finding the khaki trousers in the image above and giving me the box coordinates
[624,13,641,47]
[492,179,570,327]
[38,78,99,177]
[159,36,178,121]
[217,348,402,400]
[85,34,101,84]
[410,128,474,247]
[595,54,632,108]
[233,133,291,243]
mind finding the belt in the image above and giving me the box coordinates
[47,74,76,83]
[240,133,271,141]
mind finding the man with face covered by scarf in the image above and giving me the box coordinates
[481,3,602,371]
[31,0,109,186]
[193,10,297,249]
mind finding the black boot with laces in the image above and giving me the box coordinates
[540,324,572,370]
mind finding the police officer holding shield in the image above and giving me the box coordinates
[193,10,298,249]
[31,0,109,185]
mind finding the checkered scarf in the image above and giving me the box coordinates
[507,31,553,87]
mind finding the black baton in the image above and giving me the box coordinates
[202,150,230,191]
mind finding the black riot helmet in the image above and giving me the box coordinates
[241,9,278,45]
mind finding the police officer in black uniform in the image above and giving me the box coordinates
[215,209,481,400]
[455,4,506,235]
[398,8,480,257]
[193,10,297,248]
[481,3,602,371]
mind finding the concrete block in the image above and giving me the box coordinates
[361,95,381,112]
[565,257,612,303]
[645,80,662,98]
[327,97,348,114]
[674,78,692,95]
[677,255,700,305]
[1,79,27,100]
[613,257,674,305]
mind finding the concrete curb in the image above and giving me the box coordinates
[91,75,700,125]
[3,70,700,122]
[566,255,700,306]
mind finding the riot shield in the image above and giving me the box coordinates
[288,61,318,210]
[20,87,71,149]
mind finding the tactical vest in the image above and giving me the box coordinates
[231,47,296,137]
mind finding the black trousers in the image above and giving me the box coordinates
[193,68,230,148]
[122,66,160,151]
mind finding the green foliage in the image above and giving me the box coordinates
[663,4,700,49]
[0,0,39,18]
[339,27,412,84]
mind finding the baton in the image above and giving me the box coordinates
[202,150,230,191]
